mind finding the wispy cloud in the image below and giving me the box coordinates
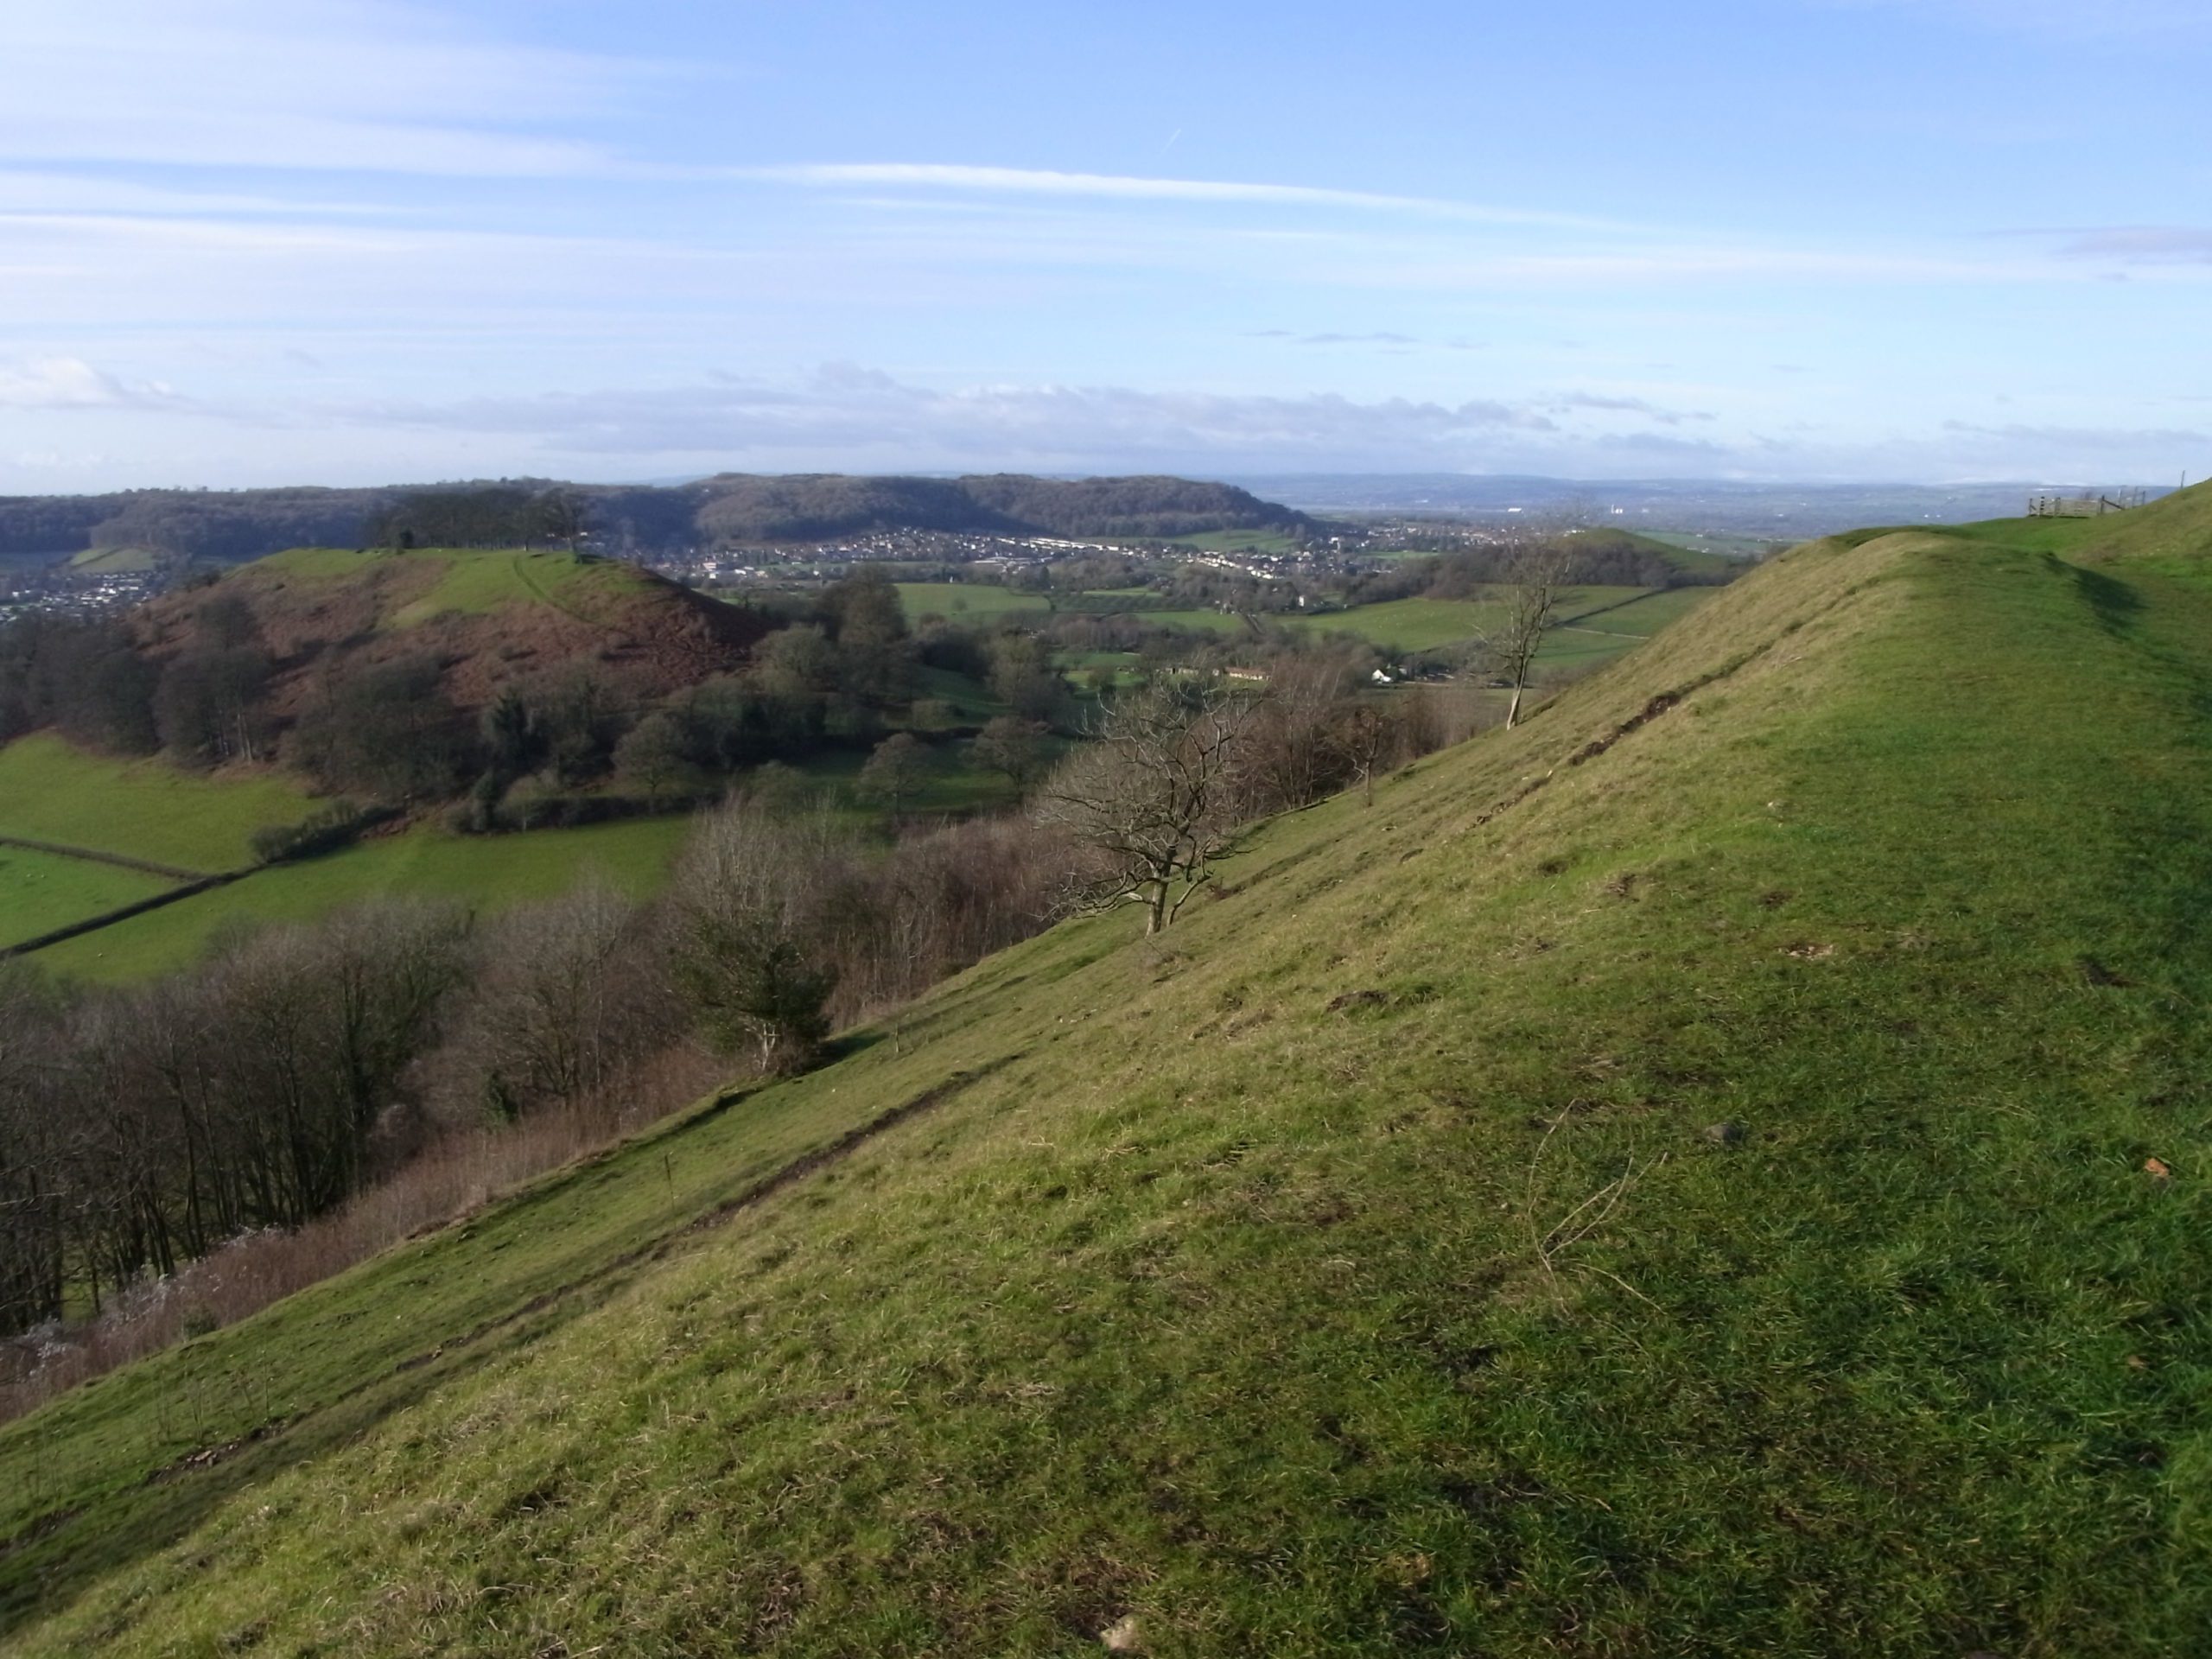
[1546,392,1717,426]
[741,163,1625,231]
[1247,330,1423,347]
[321,363,1742,474]
[2047,226,2212,264]
[0,0,660,177]
[0,355,188,411]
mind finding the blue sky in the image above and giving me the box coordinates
[2,0,2207,491]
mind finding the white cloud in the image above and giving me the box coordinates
[0,355,184,410]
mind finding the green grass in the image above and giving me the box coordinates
[34,816,694,983]
[893,582,1052,623]
[239,544,388,583]
[1640,530,1773,569]
[1154,527,1309,554]
[0,734,313,872]
[236,546,647,632]
[387,549,641,628]
[10,499,2212,1653]
[895,580,1716,669]
[906,664,1009,726]
[66,545,158,574]
[0,846,178,950]
[1554,585,1715,638]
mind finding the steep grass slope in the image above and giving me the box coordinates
[7,516,2211,1654]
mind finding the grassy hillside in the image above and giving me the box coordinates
[7,507,2211,1653]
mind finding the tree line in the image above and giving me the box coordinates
[0,794,1070,1350]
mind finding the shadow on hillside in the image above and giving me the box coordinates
[2070,563,2144,639]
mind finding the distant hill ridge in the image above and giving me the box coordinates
[0,474,1313,564]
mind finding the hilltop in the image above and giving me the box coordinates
[4,488,2210,1652]
[135,544,770,718]
[0,474,1315,566]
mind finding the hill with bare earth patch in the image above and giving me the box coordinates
[134,545,773,718]
[7,487,2212,1655]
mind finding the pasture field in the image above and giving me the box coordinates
[36,815,693,983]
[893,567,1726,675]
[1555,585,1716,638]
[1635,532,1760,573]
[893,582,1051,622]
[0,846,177,950]
[0,734,313,873]
[1154,527,1309,554]
[9,504,2212,1653]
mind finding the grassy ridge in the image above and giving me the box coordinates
[8,512,2212,1652]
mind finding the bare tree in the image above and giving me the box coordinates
[1037,678,1251,934]
[1338,700,1397,806]
[669,797,846,1074]
[432,886,671,1124]
[855,732,931,820]
[1482,537,1577,729]
[0,964,69,1334]
[969,715,1049,792]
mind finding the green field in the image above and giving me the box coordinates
[1155,527,1309,554]
[0,846,177,950]
[893,582,1052,622]
[1555,584,1715,638]
[66,545,159,574]
[896,576,1718,667]
[11,492,2212,1652]
[1636,531,1763,572]
[0,734,313,872]
[35,816,694,983]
